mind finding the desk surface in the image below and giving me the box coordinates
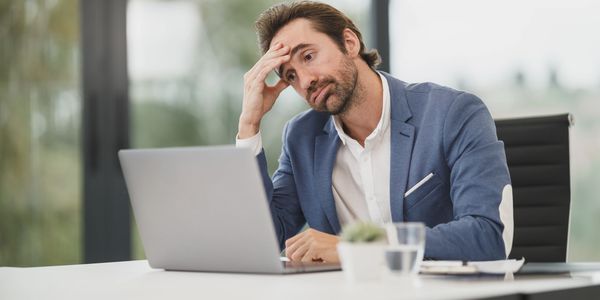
[1,260,600,300]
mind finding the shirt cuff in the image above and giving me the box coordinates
[235,131,263,156]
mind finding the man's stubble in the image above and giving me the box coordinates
[307,56,363,116]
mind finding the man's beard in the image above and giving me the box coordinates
[306,57,358,115]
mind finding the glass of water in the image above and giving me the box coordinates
[385,222,425,275]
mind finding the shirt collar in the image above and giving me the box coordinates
[332,72,391,146]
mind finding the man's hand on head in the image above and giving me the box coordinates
[285,228,341,263]
[238,42,291,139]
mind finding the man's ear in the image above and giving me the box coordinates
[342,28,360,57]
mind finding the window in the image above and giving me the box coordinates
[390,0,600,260]
[0,0,81,266]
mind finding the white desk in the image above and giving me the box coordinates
[1,260,599,300]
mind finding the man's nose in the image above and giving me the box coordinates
[298,69,317,92]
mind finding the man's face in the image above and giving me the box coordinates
[270,18,358,115]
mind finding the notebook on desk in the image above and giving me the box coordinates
[119,146,341,274]
[420,258,525,275]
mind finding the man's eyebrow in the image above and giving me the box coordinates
[277,43,311,79]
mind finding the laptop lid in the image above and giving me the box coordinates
[119,146,286,274]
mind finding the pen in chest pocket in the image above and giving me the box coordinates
[404,173,434,197]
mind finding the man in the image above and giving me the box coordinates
[236,1,513,262]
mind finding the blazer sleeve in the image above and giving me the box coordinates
[424,92,512,261]
[255,122,306,250]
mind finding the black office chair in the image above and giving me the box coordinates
[495,113,573,262]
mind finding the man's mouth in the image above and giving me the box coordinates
[310,83,332,106]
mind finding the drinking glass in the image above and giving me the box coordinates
[385,222,425,275]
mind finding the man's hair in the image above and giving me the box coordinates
[255,1,381,69]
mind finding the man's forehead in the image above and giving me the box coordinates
[268,18,317,49]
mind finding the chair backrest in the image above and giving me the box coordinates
[495,114,573,262]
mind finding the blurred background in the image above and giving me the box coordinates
[1,0,598,266]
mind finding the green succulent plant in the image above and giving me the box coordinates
[340,221,387,243]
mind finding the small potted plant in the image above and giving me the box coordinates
[337,221,387,282]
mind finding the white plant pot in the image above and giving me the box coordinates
[337,242,386,283]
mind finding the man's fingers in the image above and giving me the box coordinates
[285,236,304,259]
[288,242,310,261]
[250,55,290,87]
[285,231,314,260]
[246,45,290,82]
[285,229,339,262]
[246,44,288,76]
[271,79,290,94]
[285,231,306,249]
[263,43,289,60]
[300,248,321,263]
[260,79,289,110]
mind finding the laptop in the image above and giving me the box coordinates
[118,146,340,274]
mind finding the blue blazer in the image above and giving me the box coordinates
[256,72,511,261]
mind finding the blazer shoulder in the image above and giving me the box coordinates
[382,72,474,105]
[404,82,489,116]
[405,82,466,102]
[383,72,471,109]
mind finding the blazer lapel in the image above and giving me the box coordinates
[383,72,416,222]
[314,119,342,234]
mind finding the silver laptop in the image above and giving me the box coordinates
[118,146,340,274]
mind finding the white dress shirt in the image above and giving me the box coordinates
[237,73,392,228]
[330,73,391,226]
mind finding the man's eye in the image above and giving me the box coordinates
[304,53,313,61]
[286,73,296,83]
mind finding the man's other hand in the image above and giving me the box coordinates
[285,228,340,263]
[238,42,290,139]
